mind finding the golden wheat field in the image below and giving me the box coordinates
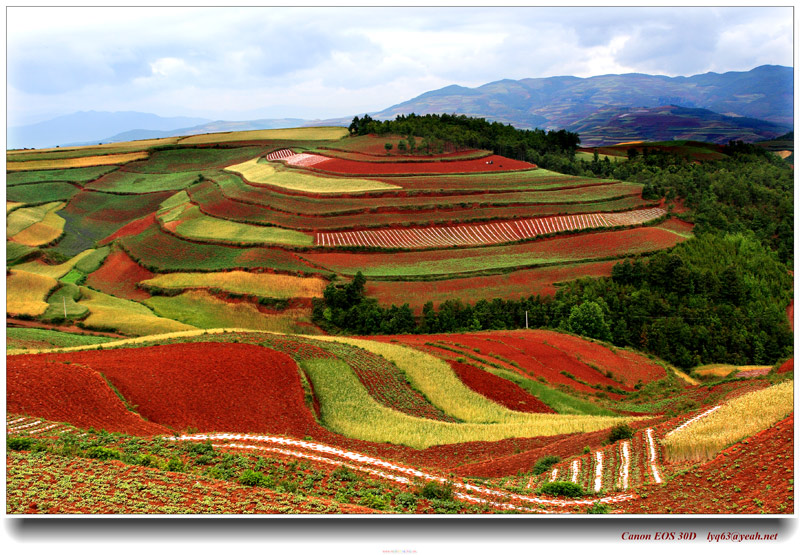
[662,380,794,462]
[6,270,59,317]
[7,151,149,171]
[139,270,326,298]
[176,127,349,144]
[225,158,399,193]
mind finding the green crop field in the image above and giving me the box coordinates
[77,287,197,336]
[6,182,80,204]
[6,327,117,350]
[164,202,314,247]
[6,165,118,186]
[120,224,324,274]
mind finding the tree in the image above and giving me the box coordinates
[384,143,393,155]
[567,301,611,341]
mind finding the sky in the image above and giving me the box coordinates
[5,4,795,126]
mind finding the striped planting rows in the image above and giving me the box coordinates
[266,149,294,161]
[6,415,75,437]
[664,405,722,437]
[266,149,329,167]
[316,207,666,249]
[527,427,664,494]
[168,432,636,512]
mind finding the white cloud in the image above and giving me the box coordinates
[5,6,793,123]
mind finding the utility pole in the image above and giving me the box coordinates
[63,296,67,319]
[525,310,528,329]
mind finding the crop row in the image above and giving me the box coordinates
[170,432,636,511]
[255,334,456,422]
[316,208,666,248]
[302,225,689,278]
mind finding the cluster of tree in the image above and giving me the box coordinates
[348,113,580,159]
[312,233,793,369]
[576,144,793,264]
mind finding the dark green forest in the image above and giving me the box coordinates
[316,114,794,369]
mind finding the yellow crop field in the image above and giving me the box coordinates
[9,209,66,247]
[225,158,399,193]
[14,249,96,279]
[303,357,637,449]
[309,336,638,426]
[163,203,314,246]
[6,270,59,317]
[140,271,326,298]
[177,127,349,145]
[7,202,64,236]
[694,364,772,378]
[662,380,794,462]
[7,151,149,171]
[7,202,24,213]
[77,287,196,336]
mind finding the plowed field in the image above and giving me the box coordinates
[7,358,169,435]
[312,155,535,175]
[16,343,317,437]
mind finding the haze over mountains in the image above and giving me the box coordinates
[8,65,792,149]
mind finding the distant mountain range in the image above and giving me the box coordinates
[7,65,792,149]
[7,111,212,149]
[368,64,793,146]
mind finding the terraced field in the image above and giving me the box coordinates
[5,127,694,342]
[6,329,791,514]
[14,128,786,516]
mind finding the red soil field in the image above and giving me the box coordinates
[374,330,666,396]
[312,155,535,175]
[365,261,618,310]
[6,450,373,514]
[98,213,157,246]
[6,358,169,435]
[27,343,321,437]
[619,415,794,514]
[304,226,689,275]
[450,361,555,413]
[316,147,489,162]
[525,330,666,386]
[451,415,665,477]
[777,358,793,374]
[85,248,155,301]
[656,217,694,235]
[7,339,621,473]
[316,208,665,248]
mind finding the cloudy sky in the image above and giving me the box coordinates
[6,5,794,126]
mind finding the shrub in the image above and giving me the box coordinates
[586,502,611,514]
[239,469,266,487]
[395,491,418,510]
[608,424,634,443]
[166,457,185,472]
[184,441,214,455]
[277,480,298,493]
[538,481,585,498]
[419,481,453,501]
[532,455,560,475]
[7,437,34,451]
[85,446,121,461]
[331,465,360,482]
